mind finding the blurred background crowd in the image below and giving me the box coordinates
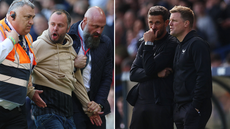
[0,0,114,129]
[0,0,114,43]
[115,0,230,128]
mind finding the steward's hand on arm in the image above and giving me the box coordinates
[87,101,104,115]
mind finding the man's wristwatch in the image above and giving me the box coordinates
[145,41,154,46]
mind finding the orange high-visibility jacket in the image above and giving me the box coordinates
[0,18,36,105]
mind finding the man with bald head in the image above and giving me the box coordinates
[68,6,113,129]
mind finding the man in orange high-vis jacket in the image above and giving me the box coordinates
[0,0,46,129]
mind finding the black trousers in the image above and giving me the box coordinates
[0,104,28,129]
[174,99,212,129]
[130,100,173,129]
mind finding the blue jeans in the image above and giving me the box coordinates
[34,113,76,129]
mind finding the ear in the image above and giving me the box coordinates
[184,20,190,27]
[10,11,16,20]
[9,11,14,16]
[83,17,87,22]
[165,19,169,26]
[81,17,87,30]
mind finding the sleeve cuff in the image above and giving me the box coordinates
[98,104,104,111]
[144,42,154,51]
[3,38,14,51]
[145,41,154,45]
[27,89,35,100]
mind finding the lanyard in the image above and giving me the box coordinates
[77,31,90,55]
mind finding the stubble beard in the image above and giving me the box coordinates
[48,31,66,44]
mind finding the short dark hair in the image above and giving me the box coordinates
[148,6,169,21]
[170,5,194,28]
[50,9,71,29]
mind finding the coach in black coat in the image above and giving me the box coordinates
[129,6,178,129]
[68,7,113,129]
[169,6,212,129]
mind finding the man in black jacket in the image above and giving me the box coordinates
[169,5,212,129]
[68,6,113,129]
[129,6,178,129]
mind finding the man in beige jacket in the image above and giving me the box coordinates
[31,10,102,129]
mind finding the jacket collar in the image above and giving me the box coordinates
[181,30,197,44]
[78,21,84,41]
[68,21,81,37]
[4,18,20,36]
